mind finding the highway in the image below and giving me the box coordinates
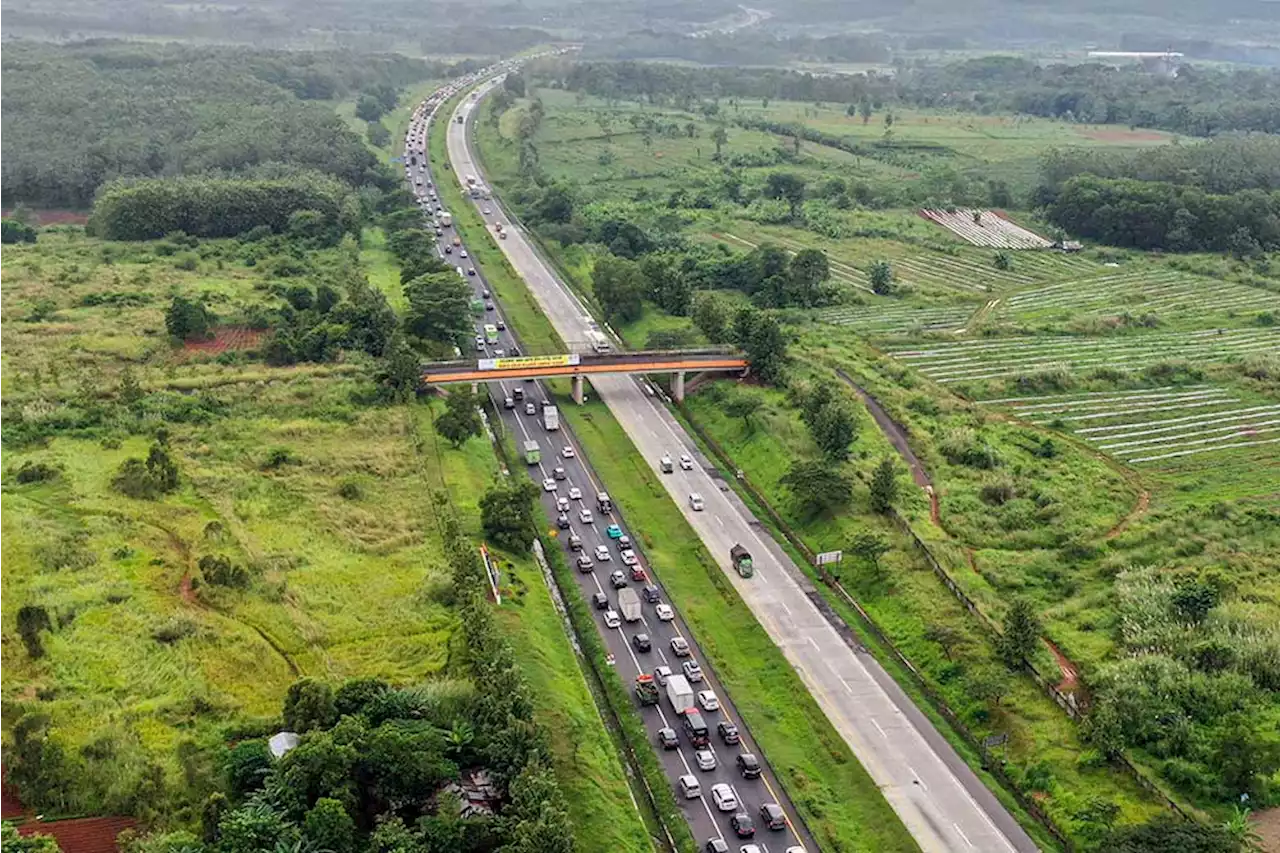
[405,70,815,853]
[447,75,1042,853]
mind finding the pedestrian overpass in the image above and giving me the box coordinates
[421,349,749,402]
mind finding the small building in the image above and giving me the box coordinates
[268,731,300,759]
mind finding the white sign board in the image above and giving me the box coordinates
[815,550,843,566]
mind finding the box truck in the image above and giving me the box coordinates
[618,587,642,622]
[666,674,695,714]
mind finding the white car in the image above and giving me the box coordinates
[679,775,701,799]
[483,206,492,214]
[695,747,717,771]
[680,453,694,470]
[670,636,691,657]
[568,487,583,501]
[654,665,673,685]
[579,508,594,524]
[562,445,576,459]
[594,544,611,562]
[683,660,703,682]
[603,609,621,629]
[543,478,558,492]
[525,402,537,416]
[697,690,720,712]
[556,496,570,512]
[620,549,638,566]
[710,783,737,812]
[655,603,674,621]
[689,493,705,511]
[460,249,468,258]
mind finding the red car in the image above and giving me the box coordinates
[630,566,648,582]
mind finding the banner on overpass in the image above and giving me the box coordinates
[477,353,581,371]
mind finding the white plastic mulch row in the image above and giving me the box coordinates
[1007,388,1231,414]
[1003,270,1280,317]
[983,384,1212,404]
[1125,436,1280,463]
[890,328,1272,359]
[920,209,1054,248]
[1075,403,1280,436]
[1097,418,1280,451]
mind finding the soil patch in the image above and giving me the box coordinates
[1105,490,1150,540]
[182,326,267,355]
[1043,638,1080,692]
[1250,806,1280,853]
[1074,127,1167,143]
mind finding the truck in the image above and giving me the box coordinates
[666,674,695,714]
[635,673,660,706]
[465,175,477,186]
[483,324,499,345]
[618,587,642,622]
[731,544,754,578]
[470,298,486,316]
[543,404,560,431]
[596,491,613,513]
[439,212,453,227]
[524,440,541,465]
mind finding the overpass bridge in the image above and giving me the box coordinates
[421,349,748,402]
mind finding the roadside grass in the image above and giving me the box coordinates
[556,393,922,853]
[361,226,408,311]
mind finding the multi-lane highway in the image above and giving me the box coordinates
[446,75,1041,853]
[404,71,814,853]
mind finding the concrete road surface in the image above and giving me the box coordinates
[447,75,1041,853]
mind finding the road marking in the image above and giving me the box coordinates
[954,823,974,849]
[908,764,928,791]
[871,718,888,738]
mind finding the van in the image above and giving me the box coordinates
[682,709,710,747]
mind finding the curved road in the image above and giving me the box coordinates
[448,75,1041,853]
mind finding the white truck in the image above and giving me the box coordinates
[543,405,560,431]
[666,674,695,714]
[439,211,453,228]
[618,587,642,623]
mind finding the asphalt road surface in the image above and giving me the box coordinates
[447,76,1042,853]
[404,75,815,853]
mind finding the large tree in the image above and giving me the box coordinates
[764,172,807,219]
[435,389,483,448]
[780,459,853,517]
[403,272,472,349]
[788,248,831,308]
[592,255,646,323]
[480,479,541,553]
[733,308,788,383]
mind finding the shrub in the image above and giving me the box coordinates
[197,554,251,589]
[13,461,61,484]
[112,442,180,499]
[939,428,1000,469]
[261,447,298,469]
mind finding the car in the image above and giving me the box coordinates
[617,534,632,549]
[493,348,505,358]
[561,445,575,459]
[759,803,786,831]
[503,396,515,409]
[475,336,485,350]
[553,466,567,480]
[697,690,720,712]
[630,566,648,582]
[655,603,675,621]
[603,610,621,628]
[483,206,492,214]
[619,549,638,566]
[542,478,557,492]
[785,848,806,853]
[660,454,673,472]
[568,487,583,501]
[609,569,627,589]
[467,268,477,276]
[739,846,764,853]
[496,319,506,330]
[680,453,694,470]
[606,524,623,539]
[718,721,740,745]
[689,493,705,511]
[729,813,755,839]
[595,545,612,562]
[710,783,738,812]
[737,753,762,779]
[632,633,651,652]
[657,727,679,750]
[683,660,703,682]
[670,636,691,657]
[485,300,494,310]
[459,249,468,258]
[642,584,661,603]
[591,591,608,610]
[482,288,491,298]
[704,840,730,853]
[556,496,570,512]
[435,227,444,236]
[568,533,583,551]
[576,555,594,572]
[579,508,594,524]
[525,402,537,416]
[445,245,452,254]
[695,747,717,771]
[556,513,570,529]
[678,775,701,799]
[654,665,673,685]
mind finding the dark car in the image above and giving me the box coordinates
[556,513,570,529]
[444,245,452,254]
[737,753,761,779]
[703,840,729,853]
[485,301,495,311]
[632,633,651,652]
[729,813,755,838]
[642,584,661,603]
[568,533,583,551]
[592,591,609,610]
[657,727,679,750]
[718,721,740,745]
[576,555,594,572]
[497,319,507,331]
[759,802,786,831]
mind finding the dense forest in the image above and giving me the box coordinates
[0,42,464,207]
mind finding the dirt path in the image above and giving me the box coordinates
[1105,490,1150,540]
[1043,639,1079,692]
[1250,806,1280,853]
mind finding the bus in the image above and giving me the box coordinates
[483,324,500,345]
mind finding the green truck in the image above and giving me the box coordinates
[471,297,486,316]
[730,544,754,578]
[524,440,541,465]
[634,674,660,706]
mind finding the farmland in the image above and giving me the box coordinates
[473,71,1280,849]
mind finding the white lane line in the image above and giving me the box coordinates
[954,823,974,848]
[871,718,888,738]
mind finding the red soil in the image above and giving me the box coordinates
[1044,639,1080,692]
[0,209,90,226]
[3,772,136,853]
[182,326,266,355]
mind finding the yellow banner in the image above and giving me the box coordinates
[481,354,580,371]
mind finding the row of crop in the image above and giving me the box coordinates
[892,328,1274,359]
[999,387,1230,414]
[920,209,1053,248]
[1005,271,1280,315]
[818,304,974,332]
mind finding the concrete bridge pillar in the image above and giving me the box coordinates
[673,371,686,402]
[471,382,480,396]
[572,375,585,405]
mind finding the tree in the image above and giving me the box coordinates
[722,389,764,433]
[764,172,807,219]
[535,184,573,224]
[997,598,1042,670]
[924,624,963,660]
[2,219,38,244]
[366,121,391,148]
[201,793,229,845]
[733,308,787,384]
[811,399,856,459]
[691,291,733,344]
[592,255,645,323]
[640,255,691,316]
[710,125,728,160]
[780,460,853,517]
[282,677,338,733]
[223,739,272,800]
[1213,713,1280,800]
[434,389,483,448]
[403,272,471,348]
[868,260,894,295]
[374,334,422,404]
[315,284,340,315]
[2,823,60,853]
[113,441,180,500]
[165,296,212,341]
[993,251,1012,271]
[16,605,52,659]
[858,96,874,125]
[847,532,890,573]
[868,456,898,514]
[787,248,831,308]
[303,798,355,853]
[355,94,385,122]
[335,274,397,358]
[967,665,1012,708]
[1102,816,1240,853]
[334,677,390,718]
[218,803,298,853]
[479,479,540,553]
